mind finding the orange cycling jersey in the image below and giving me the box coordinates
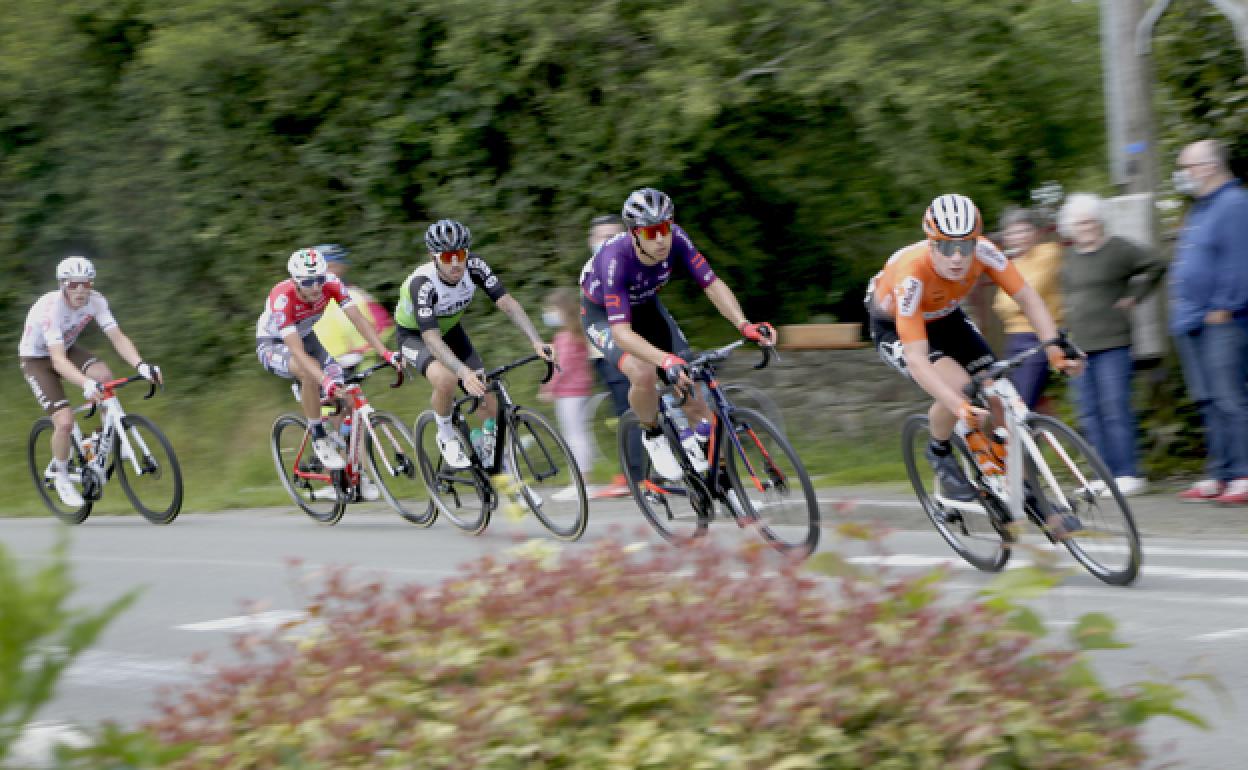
[870,240,1025,345]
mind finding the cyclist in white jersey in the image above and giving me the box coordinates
[18,257,164,507]
[394,219,552,468]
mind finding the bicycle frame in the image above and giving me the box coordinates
[64,375,158,486]
[449,354,556,474]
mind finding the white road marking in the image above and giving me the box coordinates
[1190,627,1248,642]
[64,649,193,687]
[177,609,307,632]
[849,554,1248,582]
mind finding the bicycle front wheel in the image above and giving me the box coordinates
[366,411,436,527]
[413,411,491,535]
[271,414,346,525]
[616,410,709,545]
[27,418,93,525]
[116,414,183,524]
[724,407,819,557]
[507,406,589,541]
[1025,414,1142,586]
[901,414,1013,572]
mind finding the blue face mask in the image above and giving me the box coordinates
[1173,169,1199,197]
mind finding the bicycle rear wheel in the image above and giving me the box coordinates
[506,406,589,541]
[366,411,436,527]
[1025,414,1142,586]
[616,410,709,545]
[27,418,93,525]
[413,411,491,535]
[270,414,346,525]
[116,414,183,524]
[901,414,1013,572]
[723,407,819,557]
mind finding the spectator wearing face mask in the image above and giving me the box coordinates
[1169,138,1248,505]
[539,287,596,500]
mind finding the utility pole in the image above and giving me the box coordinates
[1101,0,1157,195]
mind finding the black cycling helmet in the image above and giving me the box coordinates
[424,219,472,253]
[621,188,674,228]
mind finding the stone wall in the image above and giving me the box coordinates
[715,348,930,443]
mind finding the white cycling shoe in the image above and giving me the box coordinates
[53,475,85,508]
[310,435,345,471]
[437,432,472,469]
[641,432,684,481]
[359,473,381,501]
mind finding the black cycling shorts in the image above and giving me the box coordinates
[870,307,995,380]
[581,295,692,373]
[396,323,484,377]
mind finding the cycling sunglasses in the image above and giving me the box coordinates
[634,221,672,240]
[933,238,977,257]
[437,248,468,265]
[296,275,328,288]
[62,280,93,290]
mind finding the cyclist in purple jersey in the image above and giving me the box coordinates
[580,187,775,479]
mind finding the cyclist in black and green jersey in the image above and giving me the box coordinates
[395,219,552,468]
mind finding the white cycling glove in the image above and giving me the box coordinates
[82,378,101,400]
[137,361,161,383]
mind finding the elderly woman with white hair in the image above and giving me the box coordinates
[1058,193,1166,496]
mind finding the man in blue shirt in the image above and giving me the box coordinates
[1169,139,1248,504]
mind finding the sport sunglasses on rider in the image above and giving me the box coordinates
[933,238,977,257]
[63,280,94,290]
[296,275,328,288]
[436,249,468,265]
[634,221,672,240]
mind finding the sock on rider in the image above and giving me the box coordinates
[929,439,952,457]
[435,412,457,440]
[54,458,69,476]
[310,419,328,439]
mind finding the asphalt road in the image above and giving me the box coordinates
[3,488,1245,768]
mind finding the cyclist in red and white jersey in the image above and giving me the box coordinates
[256,247,402,471]
[18,256,164,507]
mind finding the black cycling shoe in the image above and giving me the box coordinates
[925,445,978,502]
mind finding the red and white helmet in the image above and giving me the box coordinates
[287,247,328,280]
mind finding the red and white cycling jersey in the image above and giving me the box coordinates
[255,276,353,342]
[19,290,118,358]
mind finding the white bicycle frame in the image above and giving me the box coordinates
[54,392,153,485]
[935,376,1095,524]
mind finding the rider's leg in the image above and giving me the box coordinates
[289,355,326,423]
[621,354,660,427]
[927,356,971,441]
[50,406,75,463]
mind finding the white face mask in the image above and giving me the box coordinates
[1173,169,1199,197]
[541,309,563,328]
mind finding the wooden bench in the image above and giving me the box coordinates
[775,323,865,350]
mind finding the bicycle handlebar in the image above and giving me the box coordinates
[665,339,776,406]
[344,360,405,389]
[963,330,1084,401]
[453,353,556,414]
[82,374,158,419]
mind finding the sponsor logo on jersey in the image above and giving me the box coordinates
[271,311,287,327]
[274,294,289,310]
[897,277,923,317]
[484,275,499,289]
[975,241,1007,271]
[415,281,436,306]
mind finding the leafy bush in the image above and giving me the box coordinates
[0,536,135,764]
[94,536,1201,770]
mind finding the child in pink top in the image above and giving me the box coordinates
[540,288,595,488]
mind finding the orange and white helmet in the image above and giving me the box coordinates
[923,194,982,240]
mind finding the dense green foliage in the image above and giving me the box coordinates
[1,0,1108,378]
[53,539,1199,769]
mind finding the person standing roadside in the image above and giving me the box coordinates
[1169,139,1248,505]
[1058,193,1165,497]
[993,207,1064,410]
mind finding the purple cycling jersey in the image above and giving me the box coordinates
[579,224,717,323]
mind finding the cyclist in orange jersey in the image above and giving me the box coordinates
[867,194,1084,500]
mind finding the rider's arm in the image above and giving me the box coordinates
[47,343,91,388]
[103,325,143,369]
[420,328,468,376]
[702,278,749,330]
[495,294,545,349]
[609,322,670,368]
[343,304,391,358]
[902,340,970,415]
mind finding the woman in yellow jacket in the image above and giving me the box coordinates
[992,208,1063,409]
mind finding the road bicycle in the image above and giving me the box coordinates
[900,335,1142,586]
[617,340,820,558]
[27,375,182,525]
[271,362,429,526]
[412,353,589,540]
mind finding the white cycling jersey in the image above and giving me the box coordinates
[19,290,118,358]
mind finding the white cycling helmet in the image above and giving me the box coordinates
[56,256,96,283]
[287,247,329,280]
[923,193,982,240]
[424,219,472,253]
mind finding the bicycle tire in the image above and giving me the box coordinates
[116,413,183,524]
[616,409,710,545]
[270,414,347,525]
[365,411,436,527]
[901,414,1014,572]
[412,410,491,535]
[722,383,787,438]
[723,407,819,557]
[506,406,589,541]
[1024,414,1142,586]
[27,417,93,525]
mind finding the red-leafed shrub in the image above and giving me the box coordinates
[108,539,1193,769]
